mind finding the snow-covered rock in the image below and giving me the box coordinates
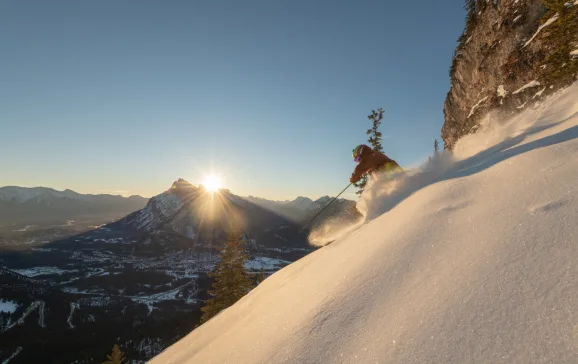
[150,83,578,364]
[523,13,559,48]
[443,0,575,149]
[467,96,489,118]
[497,84,508,97]
[513,80,541,94]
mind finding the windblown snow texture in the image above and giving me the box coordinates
[151,83,578,364]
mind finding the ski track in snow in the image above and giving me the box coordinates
[151,82,578,364]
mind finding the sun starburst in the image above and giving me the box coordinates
[202,175,222,192]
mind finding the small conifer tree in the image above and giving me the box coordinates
[103,344,126,364]
[200,233,253,324]
[354,108,385,195]
[539,0,578,83]
[366,108,385,154]
[256,267,266,284]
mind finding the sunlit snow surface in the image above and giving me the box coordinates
[151,83,578,363]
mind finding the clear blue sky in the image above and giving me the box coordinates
[1,0,465,200]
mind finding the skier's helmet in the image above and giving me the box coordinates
[352,144,370,162]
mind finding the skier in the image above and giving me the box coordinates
[350,144,402,184]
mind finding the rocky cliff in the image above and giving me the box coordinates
[442,0,578,149]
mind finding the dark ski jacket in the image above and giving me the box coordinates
[350,148,402,184]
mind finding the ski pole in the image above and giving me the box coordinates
[299,183,352,233]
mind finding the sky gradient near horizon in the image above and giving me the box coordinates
[1,0,466,200]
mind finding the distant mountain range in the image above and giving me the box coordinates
[0,186,148,225]
[244,194,361,229]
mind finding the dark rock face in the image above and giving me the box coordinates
[442,0,577,149]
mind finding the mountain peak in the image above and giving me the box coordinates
[315,196,332,204]
[170,178,195,191]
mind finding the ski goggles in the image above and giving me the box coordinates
[352,145,364,162]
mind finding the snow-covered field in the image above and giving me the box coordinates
[244,257,291,271]
[0,299,18,314]
[151,83,578,364]
[12,267,79,277]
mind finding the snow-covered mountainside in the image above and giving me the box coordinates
[117,179,193,232]
[151,83,578,363]
[0,186,147,224]
[110,179,315,249]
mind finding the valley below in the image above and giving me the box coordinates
[0,225,314,363]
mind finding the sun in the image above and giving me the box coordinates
[202,175,222,192]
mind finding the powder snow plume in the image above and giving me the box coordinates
[307,216,364,247]
[309,85,578,247]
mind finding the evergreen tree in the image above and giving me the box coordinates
[103,344,126,364]
[200,233,253,324]
[539,0,578,83]
[256,267,266,285]
[434,139,440,154]
[464,0,477,34]
[366,108,385,153]
[450,0,478,80]
[354,108,385,195]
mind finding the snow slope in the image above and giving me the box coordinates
[150,83,578,364]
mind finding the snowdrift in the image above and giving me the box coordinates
[150,83,578,364]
